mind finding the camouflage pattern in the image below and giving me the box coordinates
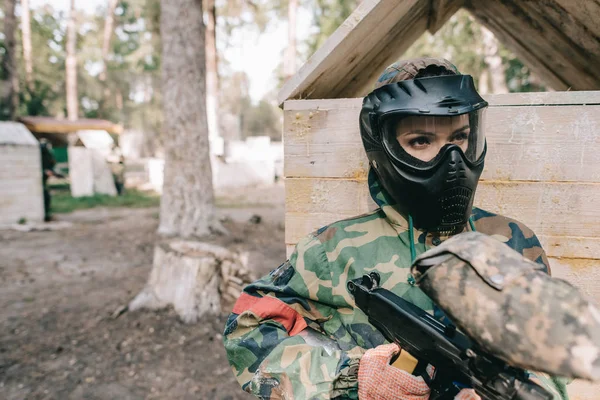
[412,231,600,382]
[374,57,459,89]
[223,169,567,399]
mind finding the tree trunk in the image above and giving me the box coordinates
[66,0,79,121]
[2,0,18,120]
[129,241,254,323]
[99,0,119,111]
[157,0,220,238]
[284,0,298,79]
[129,0,227,322]
[204,0,219,141]
[481,26,508,94]
[478,69,490,95]
[21,0,34,93]
[130,241,222,323]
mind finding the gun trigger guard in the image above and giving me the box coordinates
[421,369,432,387]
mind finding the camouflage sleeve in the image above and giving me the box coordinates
[503,220,552,275]
[521,228,552,276]
[512,228,570,399]
[514,225,570,398]
[471,209,552,274]
[223,234,365,399]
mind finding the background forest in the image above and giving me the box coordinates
[0,0,547,156]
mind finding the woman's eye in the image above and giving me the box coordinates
[452,132,469,142]
[409,136,430,147]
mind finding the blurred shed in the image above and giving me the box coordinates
[19,116,123,135]
[18,117,123,197]
[0,122,44,224]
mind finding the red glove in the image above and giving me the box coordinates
[358,343,481,400]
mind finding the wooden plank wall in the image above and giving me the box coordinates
[284,91,600,292]
[283,91,600,398]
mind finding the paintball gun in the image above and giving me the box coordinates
[348,272,551,400]
[348,231,600,400]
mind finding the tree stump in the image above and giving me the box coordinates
[129,240,252,323]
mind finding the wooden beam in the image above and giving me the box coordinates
[334,1,430,98]
[540,0,600,59]
[283,91,600,110]
[465,0,600,90]
[277,0,431,104]
[427,0,464,34]
[554,0,600,42]
[278,0,600,105]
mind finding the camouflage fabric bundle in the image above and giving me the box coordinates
[413,231,600,382]
[223,170,568,400]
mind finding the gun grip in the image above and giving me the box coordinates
[391,349,419,374]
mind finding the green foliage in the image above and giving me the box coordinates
[501,56,546,93]
[1,5,68,119]
[51,188,160,214]
[402,10,546,93]
[3,1,549,140]
[218,70,282,140]
[242,98,281,140]
[305,0,358,56]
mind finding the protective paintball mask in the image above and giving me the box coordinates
[360,74,488,235]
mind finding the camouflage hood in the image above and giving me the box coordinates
[368,168,424,233]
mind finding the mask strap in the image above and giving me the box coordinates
[468,216,477,232]
[409,214,417,263]
[407,215,417,286]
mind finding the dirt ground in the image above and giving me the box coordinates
[0,184,286,400]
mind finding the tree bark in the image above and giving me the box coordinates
[99,0,119,108]
[204,0,219,141]
[158,0,220,238]
[129,241,223,323]
[129,241,253,322]
[2,0,18,119]
[21,0,34,93]
[284,0,298,79]
[66,0,79,121]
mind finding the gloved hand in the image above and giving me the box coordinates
[358,343,481,400]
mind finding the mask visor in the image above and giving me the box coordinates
[382,109,486,168]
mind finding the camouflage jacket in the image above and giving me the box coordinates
[223,171,569,400]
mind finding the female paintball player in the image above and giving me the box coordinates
[223,58,568,400]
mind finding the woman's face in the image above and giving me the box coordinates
[395,114,470,162]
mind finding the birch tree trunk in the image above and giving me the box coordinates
[481,26,508,94]
[21,0,34,93]
[284,0,298,79]
[99,0,119,110]
[204,0,219,140]
[2,0,18,120]
[130,0,231,323]
[66,0,79,121]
